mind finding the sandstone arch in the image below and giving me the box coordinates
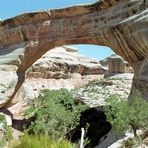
[0,0,148,107]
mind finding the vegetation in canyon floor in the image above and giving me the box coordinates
[12,134,75,148]
[104,93,148,147]
[22,89,88,147]
[0,114,12,148]
[1,87,148,148]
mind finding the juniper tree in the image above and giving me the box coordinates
[104,94,148,137]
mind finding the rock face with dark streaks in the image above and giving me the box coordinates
[0,0,148,107]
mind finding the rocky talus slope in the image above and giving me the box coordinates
[24,46,105,100]
[0,0,148,107]
[73,73,134,107]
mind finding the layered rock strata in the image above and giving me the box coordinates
[0,46,104,111]
[0,0,148,107]
[24,46,105,104]
[26,46,105,79]
[100,54,134,74]
[7,47,104,118]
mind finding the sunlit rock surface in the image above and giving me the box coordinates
[73,73,133,107]
[7,46,104,118]
[26,46,105,79]
[24,46,105,102]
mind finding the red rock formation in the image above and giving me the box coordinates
[0,0,148,107]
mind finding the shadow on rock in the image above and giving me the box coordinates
[67,107,112,148]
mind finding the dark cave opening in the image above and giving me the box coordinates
[67,107,112,148]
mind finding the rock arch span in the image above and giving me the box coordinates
[0,0,148,107]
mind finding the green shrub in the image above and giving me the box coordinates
[12,134,75,148]
[0,114,13,146]
[25,89,88,139]
[121,137,143,148]
[0,114,6,123]
[0,139,4,148]
[104,94,148,137]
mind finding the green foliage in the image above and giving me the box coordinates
[0,114,13,148]
[0,139,4,148]
[104,93,148,137]
[12,134,75,148]
[5,125,13,141]
[121,137,142,148]
[0,114,13,140]
[0,114,6,124]
[25,89,88,139]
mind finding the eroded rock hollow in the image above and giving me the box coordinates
[0,0,148,107]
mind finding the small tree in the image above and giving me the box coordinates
[25,89,88,139]
[104,94,148,137]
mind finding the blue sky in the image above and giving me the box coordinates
[0,0,114,60]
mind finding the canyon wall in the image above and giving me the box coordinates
[8,46,105,118]
[0,0,148,107]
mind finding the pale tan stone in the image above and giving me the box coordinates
[0,0,148,107]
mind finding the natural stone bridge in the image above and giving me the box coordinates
[0,0,148,107]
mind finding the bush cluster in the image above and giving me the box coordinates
[25,89,88,140]
[12,134,75,148]
[104,94,148,137]
[0,114,12,147]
